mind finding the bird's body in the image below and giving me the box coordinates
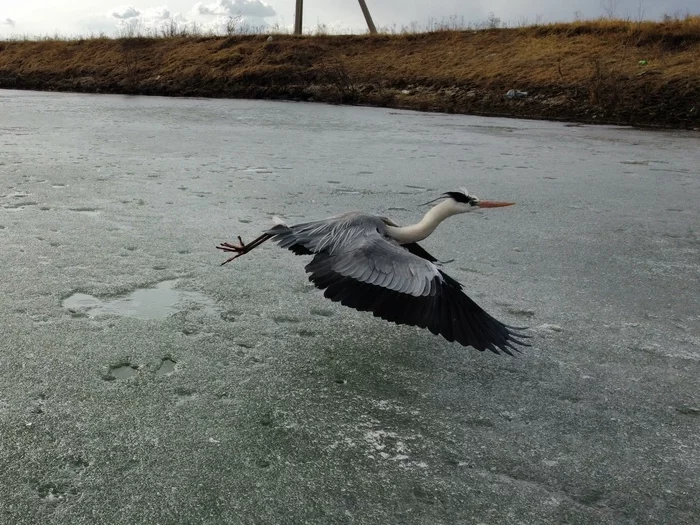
[218,190,529,355]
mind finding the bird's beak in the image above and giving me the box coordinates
[478,200,515,208]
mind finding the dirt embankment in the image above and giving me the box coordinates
[1,19,699,128]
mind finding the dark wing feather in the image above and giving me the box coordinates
[401,242,439,263]
[306,255,528,354]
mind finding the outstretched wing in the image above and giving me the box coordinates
[267,215,528,354]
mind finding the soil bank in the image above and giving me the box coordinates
[1,19,699,128]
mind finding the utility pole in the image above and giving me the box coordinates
[293,0,377,35]
[357,0,377,34]
[294,0,303,35]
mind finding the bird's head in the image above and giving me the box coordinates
[421,188,515,214]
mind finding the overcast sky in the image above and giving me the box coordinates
[1,0,696,38]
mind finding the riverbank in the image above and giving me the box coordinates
[1,18,699,128]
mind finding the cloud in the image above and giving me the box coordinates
[110,6,141,19]
[142,6,172,20]
[106,4,187,35]
[193,0,276,18]
[92,2,277,38]
[110,5,174,24]
[3,18,16,27]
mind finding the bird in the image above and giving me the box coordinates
[217,189,529,355]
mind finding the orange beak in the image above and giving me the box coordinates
[478,200,515,208]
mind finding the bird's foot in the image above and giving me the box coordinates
[217,233,272,265]
[217,236,250,265]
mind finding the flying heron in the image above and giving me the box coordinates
[217,189,529,355]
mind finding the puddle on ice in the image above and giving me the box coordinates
[63,280,217,320]
[156,358,177,376]
[110,364,138,379]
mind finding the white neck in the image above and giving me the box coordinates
[385,200,461,244]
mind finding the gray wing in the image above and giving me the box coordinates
[266,215,529,355]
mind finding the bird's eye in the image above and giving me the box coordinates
[468,199,477,206]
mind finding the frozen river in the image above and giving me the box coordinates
[1,89,699,524]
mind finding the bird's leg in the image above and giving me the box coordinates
[217,233,271,265]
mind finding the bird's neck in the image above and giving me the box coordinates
[386,200,459,244]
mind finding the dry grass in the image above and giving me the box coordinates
[1,17,699,128]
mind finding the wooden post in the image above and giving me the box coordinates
[294,0,375,35]
[294,0,303,34]
[357,0,377,34]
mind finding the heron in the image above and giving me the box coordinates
[217,189,529,355]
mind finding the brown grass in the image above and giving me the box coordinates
[1,17,699,128]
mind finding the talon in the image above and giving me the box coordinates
[217,236,250,264]
[217,232,272,265]
[217,241,243,253]
[217,237,248,254]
